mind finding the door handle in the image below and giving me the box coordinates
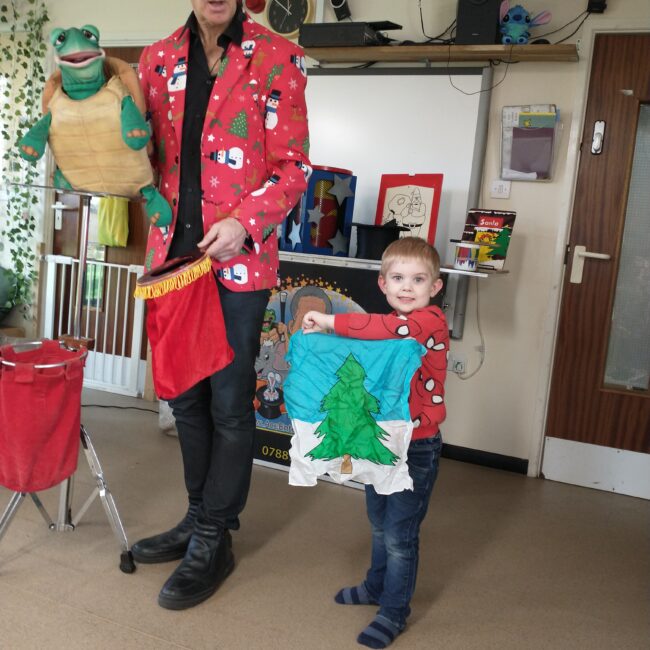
[591,120,605,154]
[569,245,611,284]
[52,201,68,231]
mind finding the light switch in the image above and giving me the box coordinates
[490,179,511,199]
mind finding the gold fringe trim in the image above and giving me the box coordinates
[134,255,212,300]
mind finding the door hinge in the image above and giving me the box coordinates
[564,244,570,265]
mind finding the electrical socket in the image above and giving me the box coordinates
[490,179,511,199]
[587,1,607,13]
[448,353,467,374]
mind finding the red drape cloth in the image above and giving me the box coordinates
[0,340,86,492]
[136,255,233,400]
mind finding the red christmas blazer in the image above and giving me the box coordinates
[138,14,311,291]
[334,306,449,439]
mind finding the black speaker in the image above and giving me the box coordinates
[455,0,501,45]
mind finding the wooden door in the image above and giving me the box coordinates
[543,34,650,496]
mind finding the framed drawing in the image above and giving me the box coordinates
[374,174,444,243]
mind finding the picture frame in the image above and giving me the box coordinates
[374,174,444,243]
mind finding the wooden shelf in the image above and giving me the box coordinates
[304,44,578,64]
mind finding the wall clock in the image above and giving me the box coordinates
[266,0,315,39]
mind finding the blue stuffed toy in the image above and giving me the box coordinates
[499,1,551,44]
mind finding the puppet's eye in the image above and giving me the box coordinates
[56,32,66,44]
[525,16,531,23]
[81,25,100,41]
[503,15,510,23]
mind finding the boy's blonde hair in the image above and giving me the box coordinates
[380,236,441,279]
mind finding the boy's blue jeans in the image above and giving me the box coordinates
[363,433,442,629]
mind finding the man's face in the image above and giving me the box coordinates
[191,0,239,30]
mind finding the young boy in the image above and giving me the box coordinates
[302,237,448,649]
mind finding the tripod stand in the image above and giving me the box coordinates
[0,185,136,573]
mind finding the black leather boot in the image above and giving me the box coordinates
[157,521,234,610]
[131,502,200,564]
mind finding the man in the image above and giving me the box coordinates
[133,0,311,610]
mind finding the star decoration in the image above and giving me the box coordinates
[328,175,355,205]
[207,134,215,142]
[288,223,302,249]
[328,230,349,255]
[307,207,324,226]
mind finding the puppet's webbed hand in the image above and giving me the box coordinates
[19,112,52,161]
[121,96,150,150]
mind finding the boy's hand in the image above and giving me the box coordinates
[302,311,335,334]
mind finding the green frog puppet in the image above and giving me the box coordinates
[19,25,171,227]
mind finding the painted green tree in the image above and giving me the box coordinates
[307,354,399,474]
[490,225,512,259]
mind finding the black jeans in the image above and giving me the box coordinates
[168,281,270,530]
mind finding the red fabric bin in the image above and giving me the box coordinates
[0,339,86,492]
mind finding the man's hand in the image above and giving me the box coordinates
[198,218,247,262]
[302,310,335,334]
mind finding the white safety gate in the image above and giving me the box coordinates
[42,254,146,396]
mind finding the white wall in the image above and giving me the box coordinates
[40,0,650,469]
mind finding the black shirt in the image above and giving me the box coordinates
[168,9,245,258]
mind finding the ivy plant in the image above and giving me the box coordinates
[0,0,49,318]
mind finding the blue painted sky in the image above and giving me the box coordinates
[285,331,424,423]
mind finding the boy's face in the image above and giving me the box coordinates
[378,258,443,316]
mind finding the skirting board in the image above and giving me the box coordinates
[441,443,528,474]
[542,437,650,500]
[255,445,529,480]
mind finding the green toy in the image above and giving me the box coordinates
[19,25,171,228]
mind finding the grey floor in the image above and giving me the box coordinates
[0,389,648,650]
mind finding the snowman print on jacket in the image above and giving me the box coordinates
[208,146,244,170]
[265,89,281,130]
[251,173,280,197]
[242,39,256,59]
[168,57,187,92]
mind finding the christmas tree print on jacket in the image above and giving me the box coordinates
[285,331,425,495]
[307,354,398,474]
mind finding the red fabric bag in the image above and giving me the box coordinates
[0,340,86,492]
[135,254,234,400]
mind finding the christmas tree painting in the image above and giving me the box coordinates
[489,224,513,259]
[306,354,399,474]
